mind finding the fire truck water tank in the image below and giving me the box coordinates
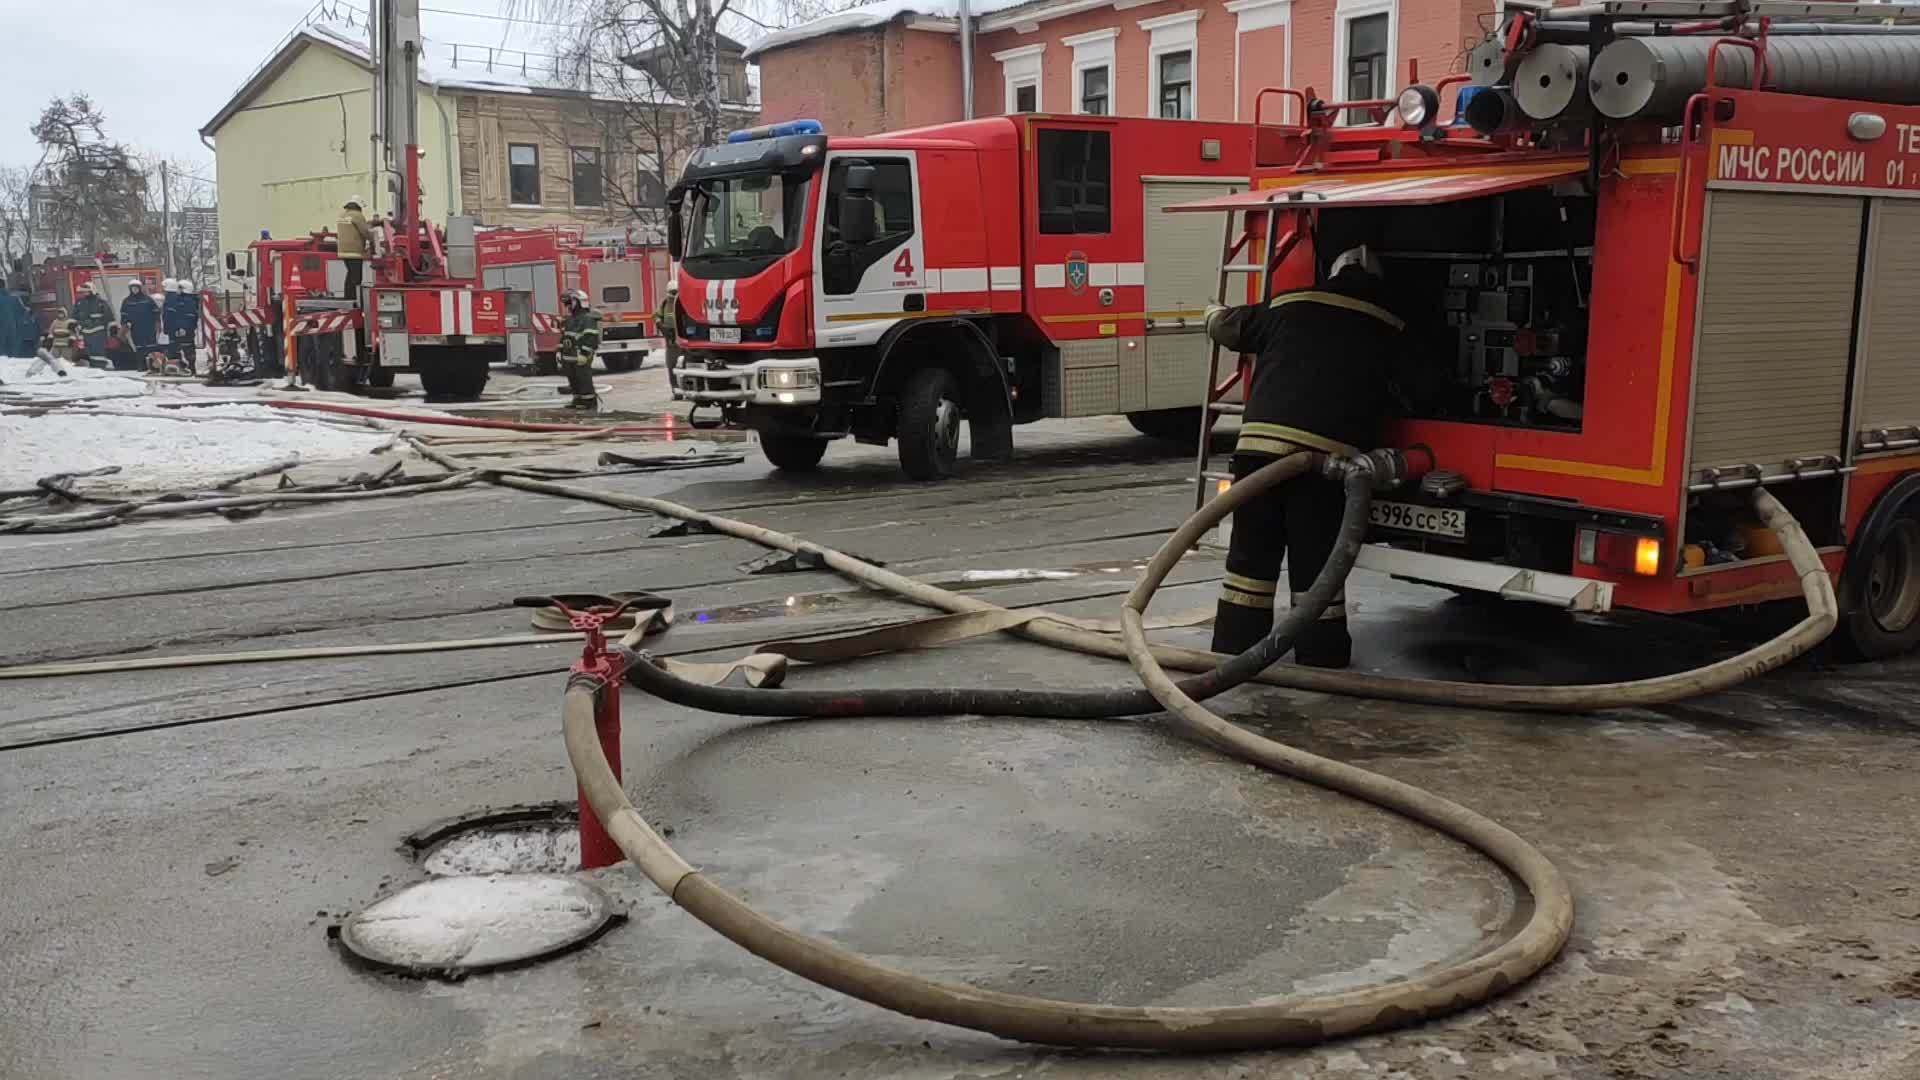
[1590,35,1920,121]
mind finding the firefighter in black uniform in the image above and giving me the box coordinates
[1204,244,1408,669]
[558,289,602,410]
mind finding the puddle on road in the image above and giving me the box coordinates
[689,591,857,625]
[684,559,1162,625]
[444,407,753,442]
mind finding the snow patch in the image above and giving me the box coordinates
[339,874,613,971]
[0,357,150,401]
[423,826,581,877]
[0,406,395,492]
[744,0,1037,58]
[957,568,1080,582]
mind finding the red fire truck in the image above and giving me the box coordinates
[477,227,667,374]
[1161,0,1920,656]
[28,256,163,327]
[664,116,1253,477]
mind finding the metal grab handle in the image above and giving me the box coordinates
[1672,92,1711,271]
[1253,88,1309,128]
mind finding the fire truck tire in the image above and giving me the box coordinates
[365,366,395,389]
[1838,505,1920,659]
[760,434,828,472]
[534,352,560,376]
[897,367,963,481]
[601,354,643,374]
[1126,408,1204,443]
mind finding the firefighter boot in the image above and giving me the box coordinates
[1211,576,1277,656]
[567,364,599,410]
[1291,591,1352,669]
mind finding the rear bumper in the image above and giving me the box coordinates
[1353,545,1616,612]
[674,355,822,407]
[597,336,661,356]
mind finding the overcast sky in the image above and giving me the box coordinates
[1,0,559,177]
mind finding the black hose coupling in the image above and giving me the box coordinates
[1324,447,1433,492]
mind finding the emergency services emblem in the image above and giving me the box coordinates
[1064,252,1089,293]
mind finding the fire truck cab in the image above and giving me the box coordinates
[666,116,1253,478]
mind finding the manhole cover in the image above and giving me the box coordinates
[405,802,583,876]
[422,822,581,876]
[334,874,620,978]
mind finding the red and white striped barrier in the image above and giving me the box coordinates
[288,310,365,337]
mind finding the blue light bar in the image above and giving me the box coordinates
[726,119,826,143]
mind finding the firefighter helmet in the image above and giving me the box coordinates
[1329,244,1386,281]
[76,281,94,296]
[180,278,194,292]
[345,195,364,210]
[162,277,179,292]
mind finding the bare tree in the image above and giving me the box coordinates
[0,166,29,271]
[123,157,220,283]
[30,95,149,253]
[512,0,735,149]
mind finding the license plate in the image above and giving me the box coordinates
[710,327,741,344]
[1370,501,1467,539]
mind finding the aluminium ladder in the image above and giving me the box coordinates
[1190,200,1296,513]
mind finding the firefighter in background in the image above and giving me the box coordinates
[120,280,161,362]
[163,278,200,373]
[558,289,602,410]
[1202,244,1408,669]
[0,274,36,358]
[337,197,375,298]
[72,281,112,359]
[40,308,80,366]
[655,284,678,377]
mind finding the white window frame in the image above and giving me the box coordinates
[507,142,543,208]
[1225,0,1293,123]
[1139,10,1201,120]
[1061,28,1118,116]
[1333,0,1397,126]
[994,43,1046,114]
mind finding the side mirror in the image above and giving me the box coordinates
[666,187,686,261]
[224,252,241,274]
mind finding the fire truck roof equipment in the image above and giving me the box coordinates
[1590,33,1920,119]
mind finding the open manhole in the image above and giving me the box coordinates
[405,802,583,876]
[333,873,621,979]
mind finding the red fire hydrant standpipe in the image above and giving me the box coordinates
[515,595,641,870]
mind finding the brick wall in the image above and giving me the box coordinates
[756,0,1501,136]
[755,27,893,135]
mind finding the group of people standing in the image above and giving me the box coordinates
[42,277,201,373]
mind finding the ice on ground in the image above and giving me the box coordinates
[423,825,581,877]
[957,568,1080,582]
[0,357,149,401]
[339,874,612,969]
[0,406,395,491]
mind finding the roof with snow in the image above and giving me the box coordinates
[204,21,755,138]
[743,0,1038,59]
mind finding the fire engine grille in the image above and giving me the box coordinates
[1854,197,1920,447]
[1145,332,1211,411]
[1046,339,1122,417]
[1687,190,1862,483]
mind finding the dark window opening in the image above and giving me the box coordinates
[509,143,542,205]
[821,157,916,295]
[635,163,667,208]
[1158,51,1192,119]
[601,286,631,303]
[1346,14,1389,124]
[1036,128,1111,235]
[1081,65,1109,115]
[571,148,604,207]
[1014,82,1038,113]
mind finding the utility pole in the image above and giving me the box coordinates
[960,0,974,120]
[161,159,174,276]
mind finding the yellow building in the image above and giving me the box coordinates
[201,24,461,262]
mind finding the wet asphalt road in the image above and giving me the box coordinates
[2,409,1918,1080]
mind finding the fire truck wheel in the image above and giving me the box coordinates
[760,433,828,472]
[417,356,489,401]
[897,367,962,481]
[534,352,559,376]
[1840,509,1920,659]
[365,366,395,389]
[601,354,643,374]
[1127,408,1204,443]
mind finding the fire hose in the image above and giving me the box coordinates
[541,448,1836,1052]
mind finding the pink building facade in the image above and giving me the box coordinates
[751,0,1500,136]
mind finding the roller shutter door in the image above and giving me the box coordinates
[1854,197,1920,447]
[1688,191,1861,482]
[1142,181,1235,409]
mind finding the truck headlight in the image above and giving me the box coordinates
[758,368,819,390]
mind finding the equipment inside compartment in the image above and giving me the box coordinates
[1318,188,1595,432]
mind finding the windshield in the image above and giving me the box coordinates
[686,172,811,261]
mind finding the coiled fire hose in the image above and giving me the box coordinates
[556,447,1836,1052]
